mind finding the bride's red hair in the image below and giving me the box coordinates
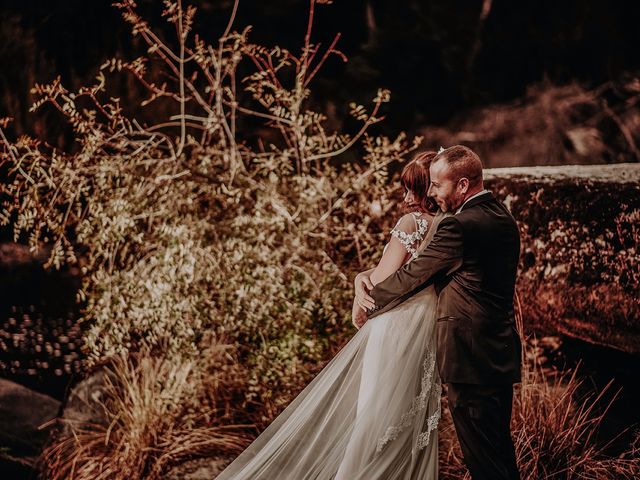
[400,151,439,214]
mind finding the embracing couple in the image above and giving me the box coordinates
[216,145,522,480]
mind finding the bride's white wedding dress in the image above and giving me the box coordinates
[215,212,443,480]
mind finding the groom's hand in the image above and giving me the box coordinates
[354,272,376,311]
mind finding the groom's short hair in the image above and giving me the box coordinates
[434,145,483,187]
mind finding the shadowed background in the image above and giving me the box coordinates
[1,0,639,165]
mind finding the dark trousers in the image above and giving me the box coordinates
[447,383,520,480]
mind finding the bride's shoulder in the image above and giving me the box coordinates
[391,213,418,232]
[411,210,435,224]
[391,211,432,235]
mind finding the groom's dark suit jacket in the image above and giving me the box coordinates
[367,192,522,385]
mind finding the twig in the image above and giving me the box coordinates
[305,99,384,163]
[176,0,187,158]
[304,33,347,87]
[221,0,240,39]
[0,127,37,185]
[303,152,399,235]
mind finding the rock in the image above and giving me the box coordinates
[59,367,113,437]
[0,243,50,267]
[486,163,640,184]
[485,163,640,355]
[0,378,61,473]
[165,456,231,480]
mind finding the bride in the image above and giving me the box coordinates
[215,151,445,480]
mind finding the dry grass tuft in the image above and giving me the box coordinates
[42,339,251,480]
[438,297,640,480]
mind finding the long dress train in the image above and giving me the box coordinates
[215,212,443,480]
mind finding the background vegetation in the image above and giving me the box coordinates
[0,1,638,478]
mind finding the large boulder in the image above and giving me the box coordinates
[484,163,640,354]
[0,378,61,475]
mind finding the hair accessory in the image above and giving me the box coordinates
[438,146,445,154]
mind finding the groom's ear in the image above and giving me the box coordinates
[458,177,470,194]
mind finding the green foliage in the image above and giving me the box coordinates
[0,0,417,418]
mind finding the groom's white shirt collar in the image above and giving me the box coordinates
[455,189,490,215]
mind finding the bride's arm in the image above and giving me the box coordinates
[353,269,374,328]
[355,266,375,280]
[353,266,375,294]
[370,214,415,285]
[354,215,415,310]
[365,216,463,317]
[369,237,411,285]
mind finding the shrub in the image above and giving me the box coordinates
[0,1,420,476]
[420,80,640,168]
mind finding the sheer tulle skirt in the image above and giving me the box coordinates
[215,285,441,480]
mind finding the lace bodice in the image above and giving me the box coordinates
[384,212,429,260]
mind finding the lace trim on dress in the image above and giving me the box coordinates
[374,349,441,454]
[390,213,429,259]
[416,383,441,451]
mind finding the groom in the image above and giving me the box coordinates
[356,145,521,480]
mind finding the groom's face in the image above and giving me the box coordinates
[428,159,465,212]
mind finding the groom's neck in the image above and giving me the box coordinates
[461,184,485,204]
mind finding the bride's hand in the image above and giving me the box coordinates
[354,272,376,311]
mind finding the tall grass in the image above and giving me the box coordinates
[42,337,251,480]
[438,295,640,479]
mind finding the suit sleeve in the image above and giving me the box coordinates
[367,216,464,319]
